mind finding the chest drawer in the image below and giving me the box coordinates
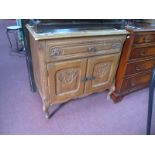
[134,33,155,44]
[121,72,151,91]
[129,46,155,60]
[45,37,124,62]
[125,58,155,76]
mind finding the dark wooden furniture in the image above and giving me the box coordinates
[111,25,155,102]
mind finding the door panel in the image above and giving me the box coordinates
[85,54,120,93]
[47,59,87,104]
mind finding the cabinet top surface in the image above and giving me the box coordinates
[126,24,155,32]
[26,25,128,40]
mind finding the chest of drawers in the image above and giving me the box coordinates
[27,25,127,118]
[111,26,155,102]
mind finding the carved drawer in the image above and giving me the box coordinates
[125,58,155,76]
[45,36,124,62]
[133,33,155,44]
[129,46,155,60]
[121,71,151,92]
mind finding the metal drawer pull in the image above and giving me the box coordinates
[81,77,87,82]
[88,76,95,80]
[88,47,96,52]
[140,51,145,56]
[135,66,141,71]
[131,81,136,87]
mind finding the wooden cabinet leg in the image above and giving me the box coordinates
[110,92,123,103]
[43,108,50,119]
[107,84,115,100]
[42,100,50,119]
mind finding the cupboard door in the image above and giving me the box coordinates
[85,54,120,93]
[47,59,87,104]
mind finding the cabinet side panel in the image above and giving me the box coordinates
[29,34,50,104]
[29,34,43,96]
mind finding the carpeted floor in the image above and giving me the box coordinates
[0,20,155,135]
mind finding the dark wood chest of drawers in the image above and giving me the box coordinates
[111,25,155,102]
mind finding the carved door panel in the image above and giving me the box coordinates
[85,54,120,93]
[47,59,87,104]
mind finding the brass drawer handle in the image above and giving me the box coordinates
[88,47,96,52]
[135,66,141,71]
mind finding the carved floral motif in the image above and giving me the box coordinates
[95,63,111,78]
[50,47,64,57]
[57,68,79,84]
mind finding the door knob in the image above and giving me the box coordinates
[81,77,87,82]
[88,76,95,80]
[140,51,145,56]
[130,81,136,87]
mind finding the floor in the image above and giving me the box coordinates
[0,20,155,135]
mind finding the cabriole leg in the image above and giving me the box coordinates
[42,100,50,119]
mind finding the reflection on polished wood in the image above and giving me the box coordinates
[111,25,155,102]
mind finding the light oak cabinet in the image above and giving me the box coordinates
[27,25,127,118]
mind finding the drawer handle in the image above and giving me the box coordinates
[130,81,136,87]
[81,77,87,82]
[135,66,141,71]
[88,76,95,81]
[88,47,96,52]
[140,51,145,56]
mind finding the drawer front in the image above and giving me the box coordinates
[121,72,151,91]
[130,47,155,60]
[134,33,155,44]
[46,36,124,62]
[125,58,155,76]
